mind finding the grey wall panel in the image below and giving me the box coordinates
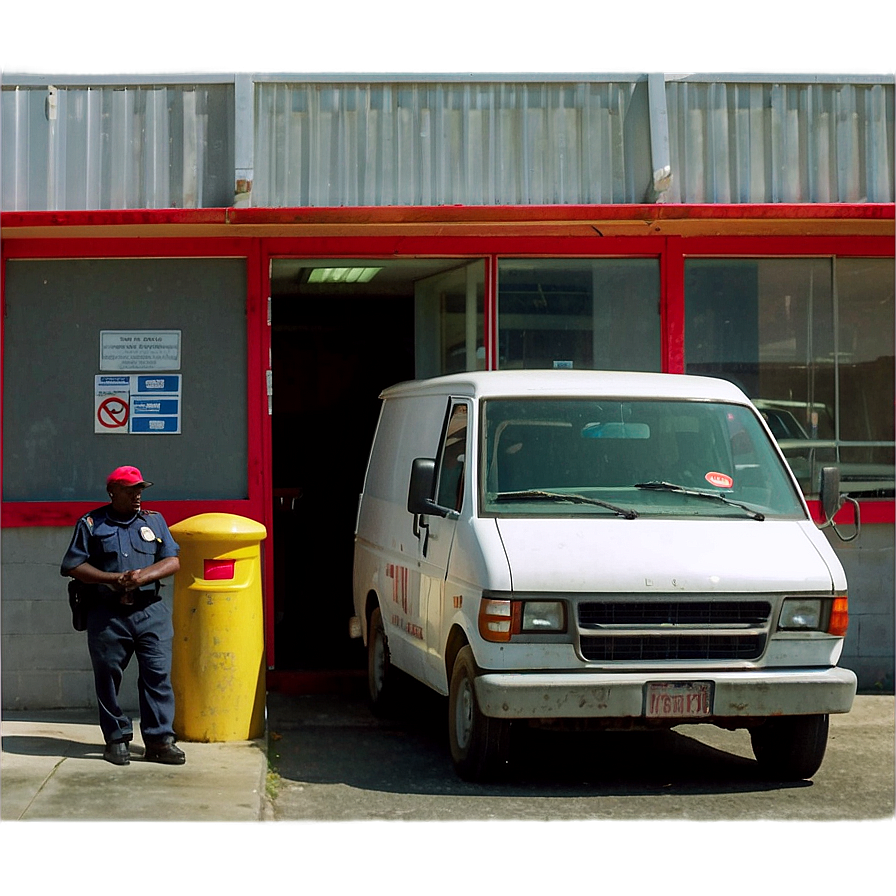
[2,258,248,501]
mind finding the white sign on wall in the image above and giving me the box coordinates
[100,330,181,371]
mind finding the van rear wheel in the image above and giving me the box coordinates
[750,714,829,780]
[448,646,511,781]
[367,607,396,716]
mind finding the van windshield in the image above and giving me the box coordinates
[480,398,805,519]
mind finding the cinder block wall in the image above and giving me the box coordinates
[2,527,139,712]
[2,523,894,711]
[831,523,895,692]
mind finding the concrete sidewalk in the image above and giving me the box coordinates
[0,710,269,821]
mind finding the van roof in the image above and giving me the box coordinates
[380,370,751,403]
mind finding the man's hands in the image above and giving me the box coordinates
[116,557,180,591]
[72,565,144,592]
[116,569,144,592]
[68,556,179,592]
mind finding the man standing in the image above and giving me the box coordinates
[61,465,185,766]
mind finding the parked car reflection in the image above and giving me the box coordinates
[754,399,894,499]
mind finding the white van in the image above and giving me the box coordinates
[351,371,857,781]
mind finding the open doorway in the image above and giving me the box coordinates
[269,258,484,670]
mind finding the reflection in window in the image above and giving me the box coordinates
[497,260,661,372]
[415,262,485,378]
[436,403,468,511]
[685,258,894,497]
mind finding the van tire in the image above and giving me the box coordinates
[448,646,511,781]
[750,714,829,780]
[368,607,396,717]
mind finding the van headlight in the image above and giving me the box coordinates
[521,601,566,632]
[778,598,823,630]
[479,596,567,642]
[777,596,849,636]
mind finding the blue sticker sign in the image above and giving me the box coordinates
[132,398,180,416]
[131,416,180,434]
[137,375,181,393]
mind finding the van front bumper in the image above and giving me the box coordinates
[474,667,857,720]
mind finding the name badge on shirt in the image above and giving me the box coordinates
[140,526,157,542]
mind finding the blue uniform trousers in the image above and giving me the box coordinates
[86,599,175,744]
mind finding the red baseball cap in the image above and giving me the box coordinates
[106,466,153,488]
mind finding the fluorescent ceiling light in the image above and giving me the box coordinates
[307,266,382,284]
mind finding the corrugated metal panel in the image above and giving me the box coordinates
[665,80,894,203]
[2,75,892,211]
[252,80,653,206]
[0,83,234,210]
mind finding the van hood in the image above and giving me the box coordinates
[494,518,837,593]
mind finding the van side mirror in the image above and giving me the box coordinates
[407,458,452,518]
[819,466,841,523]
[818,465,861,543]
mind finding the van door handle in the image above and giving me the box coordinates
[412,513,430,557]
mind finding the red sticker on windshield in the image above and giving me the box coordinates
[705,471,734,489]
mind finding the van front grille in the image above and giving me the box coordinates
[576,599,772,663]
[579,600,771,627]
[580,633,765,661]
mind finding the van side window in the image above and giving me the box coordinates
[436,402,468,511]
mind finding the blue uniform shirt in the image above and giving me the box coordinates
[61,506,180,600]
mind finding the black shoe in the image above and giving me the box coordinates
[144,739,186,765]
[103,739,130,766]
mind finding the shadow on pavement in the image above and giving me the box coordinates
[1,734,100,760]
[267,678,809,799]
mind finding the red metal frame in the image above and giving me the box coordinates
[2,202,892,230]
[678,235,894,255]
[247,239,275,662]
[2,204,894,672]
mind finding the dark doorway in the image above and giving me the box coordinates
[270,259,466,670]
[270,291,411,669]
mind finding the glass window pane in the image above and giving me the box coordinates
[686,258,835,495]
[436,402,468,511]
[497,259,660,371]
[479,398,804,519]
[836,259,895,443]
[685,257,895,498]
[836,258,895,497]
[685,258,835,420]
[415,261,485,378]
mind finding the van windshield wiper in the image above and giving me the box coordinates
[494,490,638,519]
[634,481,765,520]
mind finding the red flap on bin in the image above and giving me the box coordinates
[204,559,235,580]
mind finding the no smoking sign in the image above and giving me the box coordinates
[96,395,130,430]
[95,376,133,434]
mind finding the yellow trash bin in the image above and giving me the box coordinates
[169,513,267,742]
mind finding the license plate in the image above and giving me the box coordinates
[645,681,713,719]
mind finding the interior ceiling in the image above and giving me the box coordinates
[270,258,468,297]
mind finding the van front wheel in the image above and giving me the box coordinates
[750,714,829,780]
[368,607,396,716]
[448,646,510,781]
